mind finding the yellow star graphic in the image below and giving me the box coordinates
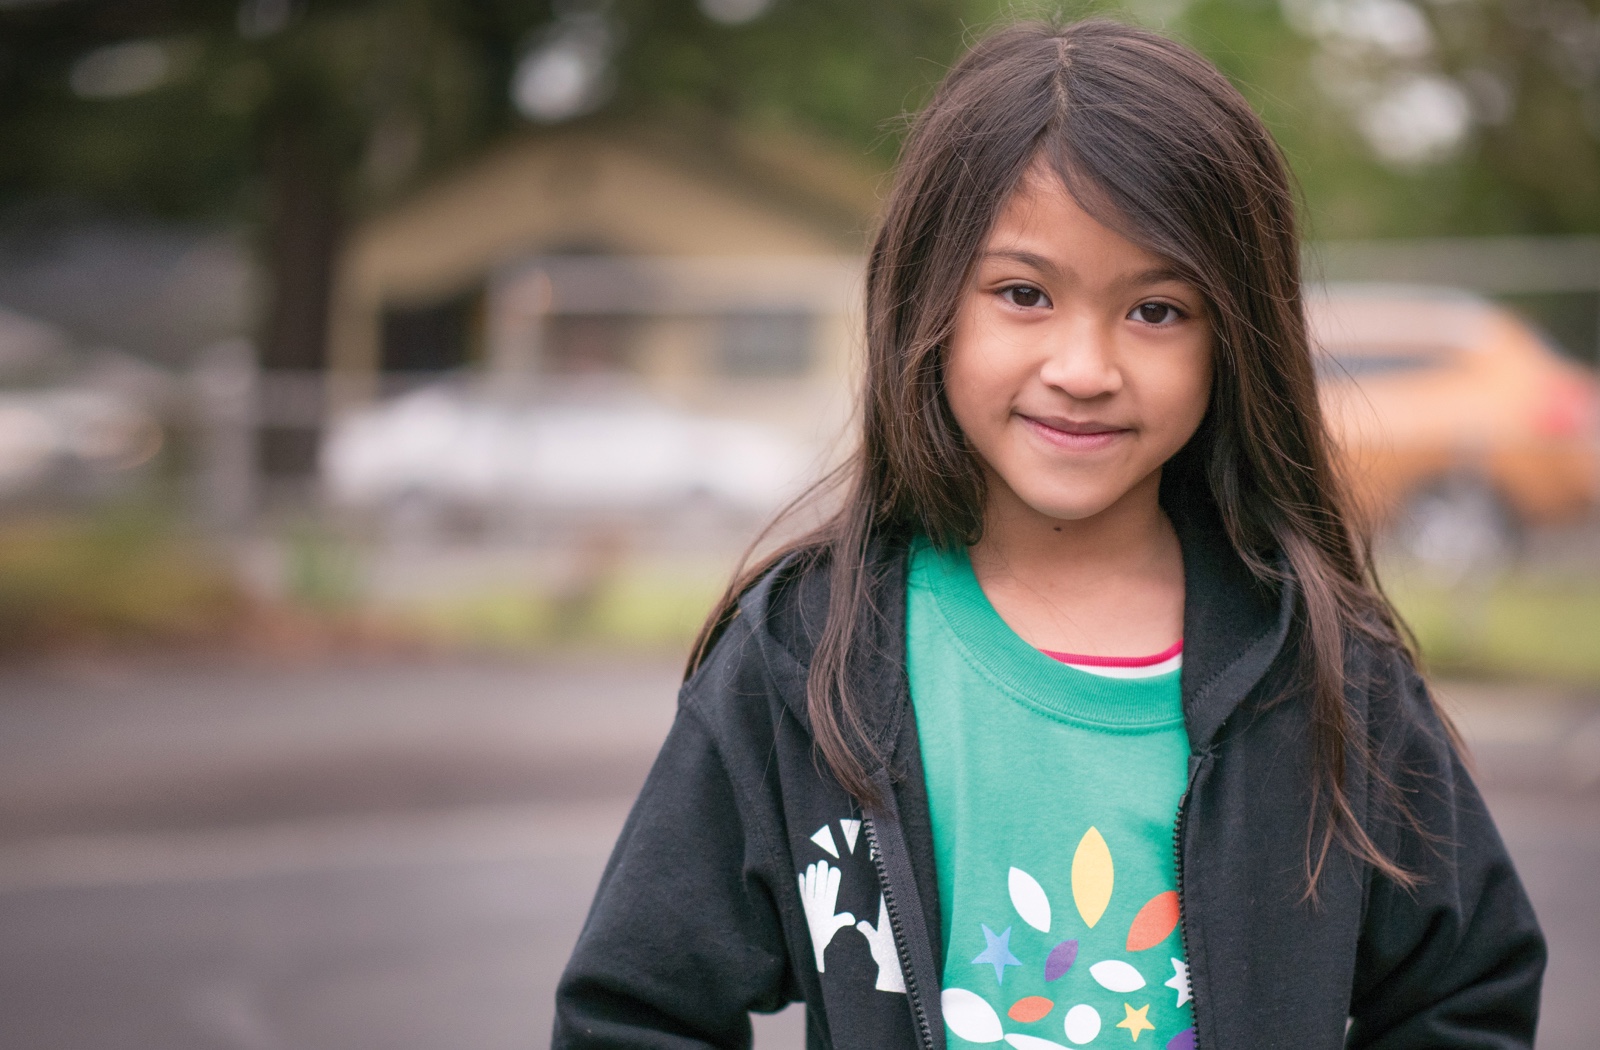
[1117,1003,1155,1042]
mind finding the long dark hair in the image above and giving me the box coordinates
[689,18,1431,892]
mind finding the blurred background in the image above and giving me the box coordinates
[0,0,1595,1047]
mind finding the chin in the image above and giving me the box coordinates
[1015,487,1120,523]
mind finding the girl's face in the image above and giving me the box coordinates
[945,165,1214,527]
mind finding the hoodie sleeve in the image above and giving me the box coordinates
[1346,655,1546,1050]
[553,702,797,1049]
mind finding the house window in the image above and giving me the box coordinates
[718,313,814,377]
[544,316,639,375]
[380,290,480,373]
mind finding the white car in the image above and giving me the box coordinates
[321,384,816,524]
[0,386,162,495]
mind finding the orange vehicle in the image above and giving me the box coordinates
[1310,284,1600,570]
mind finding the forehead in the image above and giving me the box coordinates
[984,162,1172,276]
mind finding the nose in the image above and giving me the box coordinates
[1037,314,1122,399]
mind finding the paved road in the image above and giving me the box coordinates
[0,659,1593,1049]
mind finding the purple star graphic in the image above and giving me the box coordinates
[972,924,1022,984]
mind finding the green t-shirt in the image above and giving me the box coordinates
[907,540,1196,1049]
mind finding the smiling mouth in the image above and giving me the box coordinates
[1018,413,1131,450]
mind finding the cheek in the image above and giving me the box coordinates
[1156,340,1214,438]
[942,312,1010,435]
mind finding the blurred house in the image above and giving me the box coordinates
[0,217,254,370]
[326,127,881,445]
[0,216,256,517]
[0,305,167,502]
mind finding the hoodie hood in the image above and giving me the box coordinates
[739,493,1294,772]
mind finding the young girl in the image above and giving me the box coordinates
[554,19,1544,1050]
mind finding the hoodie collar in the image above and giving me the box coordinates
[749,497,1293,766]
[745,541,912,762]
[1168,496,1295,753]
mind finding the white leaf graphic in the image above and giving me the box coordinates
[1008,866,1051,933]
[1089,959,1146,992]
[942,988,1004,1044]
[1006,1035,1070,1050]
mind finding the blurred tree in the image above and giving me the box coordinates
[1417,0,1600,233]
[0,0,970,391]
[0,0,1595,400]
[1173,0,1600,237]
[0,0,521,384]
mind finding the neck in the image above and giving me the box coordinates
[971,470,1172,581]
[966,468,1185,656]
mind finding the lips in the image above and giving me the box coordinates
[1018,412,1130,451]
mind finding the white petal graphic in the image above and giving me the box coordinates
[810,824,840,858]
[942,988,1004,1044]
[840,818,861,854]
[1008,866,1052,932]
[1089,959,1146,992]
[1063,1004,1102,1045]
[1006,1035,1069,1050]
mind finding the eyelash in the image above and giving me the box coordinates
[1130,301,1187,326]
[996,284,1188,326]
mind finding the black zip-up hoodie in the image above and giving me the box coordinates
[554,504,1545,1049]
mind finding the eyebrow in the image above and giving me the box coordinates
[981,249,1060,277]
[980,251,1191,289]
[1122,266,1192,288]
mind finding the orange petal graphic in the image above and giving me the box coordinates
[1007,995,1055,1023]
[1126,890,1180,951]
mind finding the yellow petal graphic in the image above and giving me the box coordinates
[1071,827,1113,928]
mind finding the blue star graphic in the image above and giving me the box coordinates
[971,924,1022,984]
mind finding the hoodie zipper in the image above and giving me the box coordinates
[1171,752,1204,1050]
[864,815,938,1050]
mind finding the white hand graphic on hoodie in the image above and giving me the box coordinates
[798,860,855,972]
[856,895,907,993]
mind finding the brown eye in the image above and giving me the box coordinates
[1003,285,1047,308]
[1133,302,1180,324]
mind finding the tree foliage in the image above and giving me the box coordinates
[0,0,1595,368]
[5,0,1597,235]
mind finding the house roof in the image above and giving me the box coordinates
[340,124,886,309]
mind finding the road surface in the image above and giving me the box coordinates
[0,658,1593,1049]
